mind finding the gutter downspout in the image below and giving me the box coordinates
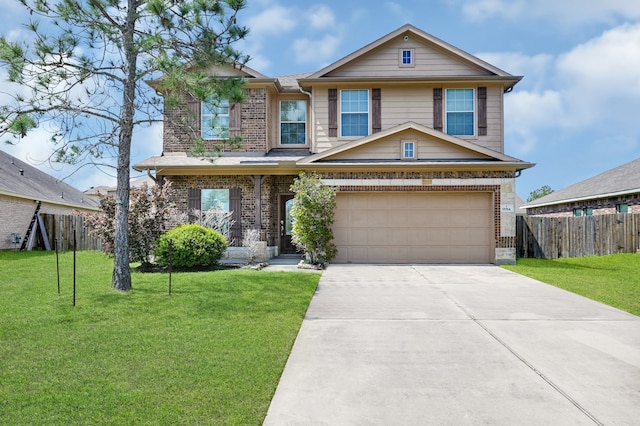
[299,87,314,153]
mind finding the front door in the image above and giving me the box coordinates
[280,194,296,254]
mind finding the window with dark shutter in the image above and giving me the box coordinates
[229,187,242,246]
[328,89,338,137]
[187,188,201,223]
[372,88,381,133]
[433,88,443,132]
[477,87,487,136]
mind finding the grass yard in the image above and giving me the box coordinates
[0,251,320,425]
[503,253,640,316]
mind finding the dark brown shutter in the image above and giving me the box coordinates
[372,88,381,133]
[229,187,242,246]
[186,96,201,133]
[328,89,338,137]
[477,87,487,136]
[187,188,201,223]
[229,102,242,138]
[433,88,443,132]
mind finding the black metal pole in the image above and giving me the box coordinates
[55,238,60,295]
[73,230,76,307]
[168,239,173,295]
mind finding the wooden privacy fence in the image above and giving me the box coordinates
[517,214,640,259]
[42,214,103,251]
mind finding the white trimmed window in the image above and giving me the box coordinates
[445,88,474,136]
[399,48,414,67]
[402,141,416,159]
[280,100,307,145]
[340,89,369,137]
[201,99,229,139]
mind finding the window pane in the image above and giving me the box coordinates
[341,90,368,113]
[201,189,229,212]
[446,89,473,111]
[202,99,229,139]
[281,123,306,144]
[404,142,414,158]
[402,50,412,64]
[341,113,368,137]
[446,112,474,136]
[280,100,306,144]
[281,100,306,122]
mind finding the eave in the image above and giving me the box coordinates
[299,75,523,91]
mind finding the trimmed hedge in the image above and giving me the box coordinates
[155,224,227,268]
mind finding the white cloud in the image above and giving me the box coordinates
[504,90,563,155]
[307,5,335,29]
[475,52,553,90]
[245,5,297,37]
[500,22,640,157]
[384,2,413,23]
[293,34,342,64]
[459,0,640,26]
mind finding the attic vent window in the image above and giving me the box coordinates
[399,48,414,67]
[402,141,416,159]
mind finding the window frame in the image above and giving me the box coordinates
[201,99,229,140]
[399,48,415,67]
[402,140,416,159]
[340,89,370,138]
[279,99,308,146]
[445,88,476,137]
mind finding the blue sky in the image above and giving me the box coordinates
[1,0,640,200]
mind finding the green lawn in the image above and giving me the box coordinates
[503,253,640,316]
[0,251,320,425]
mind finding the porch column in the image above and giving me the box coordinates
[249,175,268,230]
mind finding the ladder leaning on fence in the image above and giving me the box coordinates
[20,201,51,251]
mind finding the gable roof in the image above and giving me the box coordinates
[0,149,98,210]
[299,121,531,167]
[302,24,520,88]
[525,158,640,208]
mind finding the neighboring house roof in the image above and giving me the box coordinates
[84,175,157,198]
[0,149,98,210]
[525,157,640,208]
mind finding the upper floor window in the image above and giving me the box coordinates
[399,49,414,67]
[341,89,369,137]
[280,100,307,145]
[202,99,229,140]
[446,89,474,136]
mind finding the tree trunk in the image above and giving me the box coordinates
[112,0,138,291]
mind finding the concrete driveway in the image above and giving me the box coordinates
[263,265,640,426]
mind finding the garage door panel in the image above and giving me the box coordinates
[333,192,493,264]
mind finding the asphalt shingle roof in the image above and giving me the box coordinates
[0,149,98,210]
[526,157,640,207]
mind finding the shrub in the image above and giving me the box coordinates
[290,172,338,264]
[155,224,227,268]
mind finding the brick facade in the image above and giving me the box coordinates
[527,193,640,217]
[165,170,516,258]
[163,88,268,154]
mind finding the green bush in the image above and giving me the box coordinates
[155,224,228,268]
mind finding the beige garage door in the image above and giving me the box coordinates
[333,192,493,264]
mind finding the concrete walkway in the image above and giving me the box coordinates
[263,265,640,425]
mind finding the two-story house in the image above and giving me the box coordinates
[134,24,533,265]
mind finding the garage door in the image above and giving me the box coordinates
[333,192,493,264]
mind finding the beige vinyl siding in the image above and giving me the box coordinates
[326,129,493,161]
[313,83,505,154]
[326,37,490,78]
